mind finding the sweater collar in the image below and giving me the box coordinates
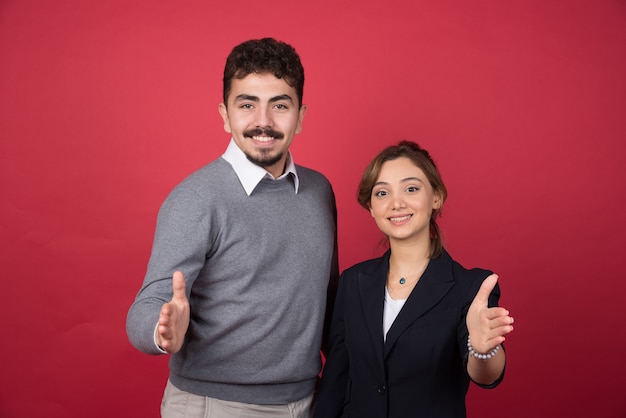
[221,139,299,195]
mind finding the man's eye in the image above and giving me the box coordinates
[274,104,288,110]
[240,103,253,109]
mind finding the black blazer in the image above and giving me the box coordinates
[313,249,503,418]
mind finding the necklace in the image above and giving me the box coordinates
[387,273,421,294]
[388,280,420,297]
[398,275,417,285]
[388,261,428,291]
[387,260,428,292]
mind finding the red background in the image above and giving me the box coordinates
[1,1,625,417]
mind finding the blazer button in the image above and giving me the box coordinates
[377,385,387,395]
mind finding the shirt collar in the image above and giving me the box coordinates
[221,138,299,195]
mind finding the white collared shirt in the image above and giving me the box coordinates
[221,139,299,195]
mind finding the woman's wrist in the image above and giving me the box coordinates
[467,336,499,360]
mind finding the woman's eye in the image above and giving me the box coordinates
[374,190,387,197]
[406,186,419,193]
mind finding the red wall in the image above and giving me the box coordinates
[1,1,625,417]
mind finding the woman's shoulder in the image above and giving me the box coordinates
[443,250,496,297]
[447,253,493,281]
[341,252,388,277]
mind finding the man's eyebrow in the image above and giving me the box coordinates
[233,94,294,103]
[268,94,294,103]
[234,94,259,102]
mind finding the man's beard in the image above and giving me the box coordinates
[245,149,284,168]
[243,127,285,168]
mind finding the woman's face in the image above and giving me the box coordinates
[369,157,442,245]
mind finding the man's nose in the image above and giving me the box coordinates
[253,106,272,127]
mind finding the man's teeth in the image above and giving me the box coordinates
[390,215,411,222]
[252,136,274,142]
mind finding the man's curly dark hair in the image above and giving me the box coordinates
[223,38,305,108]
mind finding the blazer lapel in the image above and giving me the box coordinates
[357,253,389,369]
[383,251,455,358]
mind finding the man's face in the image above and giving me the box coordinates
[219,73,306,178]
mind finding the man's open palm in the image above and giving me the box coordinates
[156,271,190,354]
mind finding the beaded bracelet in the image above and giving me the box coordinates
[467,336,499,360]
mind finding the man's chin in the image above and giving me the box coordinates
[245,152,283,169]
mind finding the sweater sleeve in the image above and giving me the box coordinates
[321,187,340,357]
[126,184,211,354]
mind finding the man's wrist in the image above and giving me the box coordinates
[154,322,167,353]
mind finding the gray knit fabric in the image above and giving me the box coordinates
[126,157,338,404]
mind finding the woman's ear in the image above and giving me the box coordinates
[434,193,443,210]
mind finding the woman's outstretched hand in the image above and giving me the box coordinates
[466,274,514,354]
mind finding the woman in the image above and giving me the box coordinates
[313,141,514,417]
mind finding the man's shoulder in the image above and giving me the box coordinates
[178,158,232,184]
[295,164,328,177]
[166,158,236,199]
[295,164,332,186]
[189,157,229,175]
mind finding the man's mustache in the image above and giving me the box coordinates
[243,128,284,139]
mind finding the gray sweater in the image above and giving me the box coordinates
[126,157,338,404]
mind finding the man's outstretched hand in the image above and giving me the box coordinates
[155,271,190,354]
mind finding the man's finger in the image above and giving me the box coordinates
[172,271,187,302]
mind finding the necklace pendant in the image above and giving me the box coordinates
[399,277,406,285]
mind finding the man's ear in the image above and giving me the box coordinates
[295,104,307,134]
[218,103,232,134]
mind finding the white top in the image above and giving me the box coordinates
[383,287,407,341]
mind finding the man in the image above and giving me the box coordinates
[126,38,339,418]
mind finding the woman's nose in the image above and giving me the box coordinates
[392,195,406,209]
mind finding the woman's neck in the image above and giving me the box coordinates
[388,234,430,269]
[388,250,429,279]
[386,242,431,298]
